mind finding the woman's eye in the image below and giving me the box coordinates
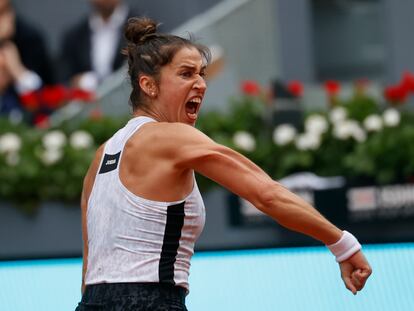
[181,71,192,78]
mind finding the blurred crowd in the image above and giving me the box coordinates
[0,0,139,125]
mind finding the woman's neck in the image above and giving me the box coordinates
[132,108,168,123]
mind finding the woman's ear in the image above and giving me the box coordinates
[138,75,158,98]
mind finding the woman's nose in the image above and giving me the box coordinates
[194,75,207,91]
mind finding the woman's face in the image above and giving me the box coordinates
[155,46,207,126]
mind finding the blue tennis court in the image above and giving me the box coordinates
[0,243,412,311]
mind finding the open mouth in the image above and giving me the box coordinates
[185,97,202,121]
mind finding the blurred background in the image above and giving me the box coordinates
[1,0,414,310]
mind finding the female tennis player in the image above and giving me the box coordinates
[76,17,372,311]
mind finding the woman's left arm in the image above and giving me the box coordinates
[169,123,371,293]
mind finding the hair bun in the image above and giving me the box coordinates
[124,17,158,45]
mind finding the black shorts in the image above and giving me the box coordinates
[75,282,188,311]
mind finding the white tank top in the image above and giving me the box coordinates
[85,116,206,291]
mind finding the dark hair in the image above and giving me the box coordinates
[123,17,211,111]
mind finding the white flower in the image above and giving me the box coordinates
[329,107,347,123]
[295,132,321,151]
[383,108,400,127]
[0,132,22,154]
[333,120,366,142]
[305,114,328,135]
[41,148,63,166]
[233,131,256,152]
[5,151,20,166]
[333,121,351,140]
[352,126,367,142]
[42,130,67,150]
[273,124,297,146]
[70,131,94,150]
[363,114,383,132]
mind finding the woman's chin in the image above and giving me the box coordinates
[183,114,197,126]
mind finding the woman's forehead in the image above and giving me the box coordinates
[170,47,204,68]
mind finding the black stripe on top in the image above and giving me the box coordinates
[99,152,121,174]
[159,201,185,285]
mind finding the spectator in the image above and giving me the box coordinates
[0,0,54,120]
[59,0,139,91]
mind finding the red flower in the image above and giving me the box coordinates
[40,85,68,109]
[287,80,304,97]
[400,71,414,92]
[69,88,96,102]
[241,80,261,96]
[33,113,50,129]
[324,80,341,97]
[20,91,40,111]
[384,84,409,104]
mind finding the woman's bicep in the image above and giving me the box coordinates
[178,139,273,206]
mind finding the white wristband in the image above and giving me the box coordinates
[327,231,361,262]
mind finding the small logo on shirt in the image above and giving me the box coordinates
[105,159,117,165]
[99,152,121,174]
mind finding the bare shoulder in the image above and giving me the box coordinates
[129,121,222,168]
[142,122,211,141]
[133,122,215,151]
